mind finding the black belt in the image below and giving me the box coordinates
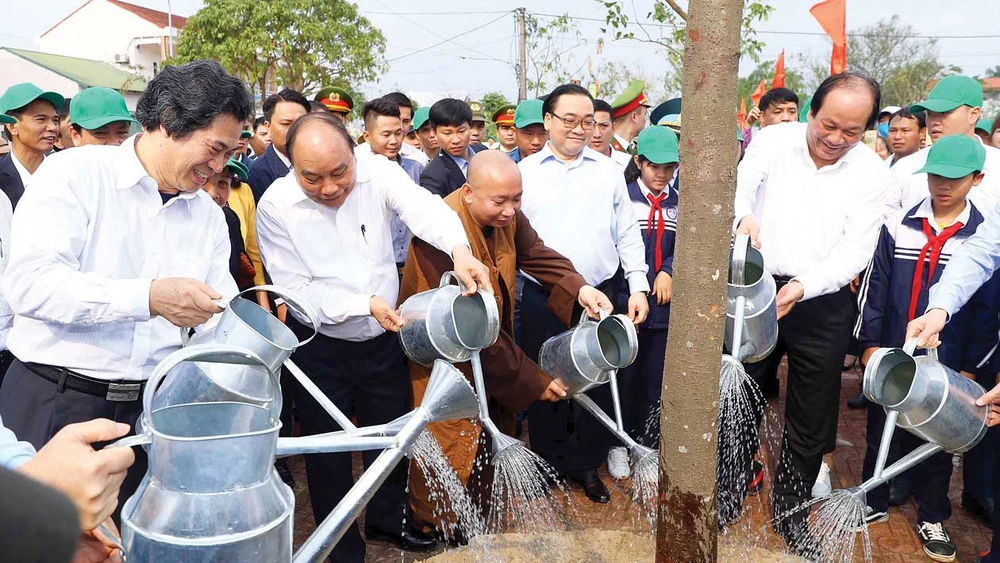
[23,362,144,402]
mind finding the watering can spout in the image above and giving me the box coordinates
[490,428,524,457]
[419,360,480,424]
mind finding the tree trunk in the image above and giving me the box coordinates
[656,0,744,561]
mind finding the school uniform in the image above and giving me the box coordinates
[616,178,677,446]
[855,198,1000,524]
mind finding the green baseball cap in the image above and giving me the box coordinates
[636,126,679,165]
[225,157,249,181]
[914,134,986,179]
[975,118,993,135]
[0,114,13,125]
[69,87,136,130]
[910,75,983,113]
[0,83,65,115]
[412,106,431,131]
[514,99,544,129]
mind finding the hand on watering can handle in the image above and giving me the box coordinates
[451,245,493,295]
[77,520,124,563]
[735,216,761,249]
[975,382,1000,426]
[577,285,612,319]
[905,308,948,350]
[370,296,404,332]
[149,278,225,328]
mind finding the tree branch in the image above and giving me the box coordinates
[663,0,689,21]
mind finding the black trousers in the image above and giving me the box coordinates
[287,320,411,563]
[964,370,998,505]
[0,359,148,526]
[862,402,953,523]
[522,280,616,477]
[741,283,854,528]
[619,327,668,447]
[987,442,1000,561]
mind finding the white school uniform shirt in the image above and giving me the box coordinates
[3,136,237,381]
[734,122,890,301]
[887,138,1000,216]
[0,191,13,350]
[518,143,650,293]
[255,152,468,342]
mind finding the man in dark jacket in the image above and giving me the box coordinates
[247,89,310,202]
[419,99,478,198]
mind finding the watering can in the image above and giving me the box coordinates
[398,272,500,366]
[725,234,777,363]
[539,309,638,396]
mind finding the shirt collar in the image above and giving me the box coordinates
[116,134,198,200]
[9,149,35,185]
[789,122,859,172]
[274,146,291,169]
[907,196,972,234]
[536,142,597,169]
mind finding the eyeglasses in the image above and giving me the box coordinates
[549,112,597,131]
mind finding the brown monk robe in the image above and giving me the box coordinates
[399,151,611,533]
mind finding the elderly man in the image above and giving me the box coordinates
[256,112,491,562]
[401,150,612,533]
[0,60,251,522]
[733,72,889,549]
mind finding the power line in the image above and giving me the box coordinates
[362,10,512,16]
[385,12,512,63]
[374,2,511,65]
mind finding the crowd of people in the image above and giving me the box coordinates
[1,56,1000,563]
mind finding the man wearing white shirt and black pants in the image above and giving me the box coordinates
[256,112,492,562]
[733,73,889,550]
[518,84,650,504]
[0,61,251,523]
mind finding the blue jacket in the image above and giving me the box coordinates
[246,145,291,203]
[855,198,1000,373]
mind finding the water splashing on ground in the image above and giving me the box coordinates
[487,442,574,534]
[409,431,486,543]
[772,488,871,562]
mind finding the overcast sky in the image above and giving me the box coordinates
[2,0,996,103]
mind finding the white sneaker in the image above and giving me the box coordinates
[811,461,832,498]
[607,447,630,479]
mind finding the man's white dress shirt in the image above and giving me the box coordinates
[734,122,890,301]
[610,149,632,171]
[518,143,650,293]
[8,150,35,188]
[887,138,1000,215]
[3,136,237,380]
[256,152,468,342]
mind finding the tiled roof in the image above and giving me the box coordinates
[42,0,186,38]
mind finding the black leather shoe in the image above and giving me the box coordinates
[847,393,869,409]
[275,459,295,488]
[963,492,994,526]
[365,525,438,552]
[570,471,611,503]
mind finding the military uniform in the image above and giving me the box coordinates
[610,80,650,155]
[315,86,354,120]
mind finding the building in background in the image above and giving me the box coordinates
[0,48,147,110]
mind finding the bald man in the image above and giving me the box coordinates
[399,150,611,535]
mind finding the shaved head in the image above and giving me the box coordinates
[462,150,523,228]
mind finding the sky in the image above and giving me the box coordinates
[2,0,997,104]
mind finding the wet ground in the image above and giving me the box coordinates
[287,361,993,561]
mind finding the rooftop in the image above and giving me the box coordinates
[2,48,147,93]
[42,0,187,37]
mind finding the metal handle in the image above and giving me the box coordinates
[903,337,939,360]
[240,284,321,346]
[107,433,152,449]
[438,271,468,293]
[732,233,751,286]
[95,522,126,562]
[578,307,610,325]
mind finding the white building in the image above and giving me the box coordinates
[39,0,186,78]
[0,48,147,110]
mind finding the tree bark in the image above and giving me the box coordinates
[656,0,745,561]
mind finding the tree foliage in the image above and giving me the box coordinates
[736,59,806,106]
[524,14,588,97]
[173,0,386,103]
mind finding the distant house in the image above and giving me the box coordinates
[0,48,147,110]
[38,0,186,78]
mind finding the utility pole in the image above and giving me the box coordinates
[517,7,527,101]
[166,0,174,58]
[656,0,744,560]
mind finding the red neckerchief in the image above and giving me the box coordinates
[646,191,668,272]
[908,217,964,320]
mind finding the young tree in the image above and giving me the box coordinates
[525,14,588,96]
[174,0,386,101]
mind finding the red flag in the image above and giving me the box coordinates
[810,0,847,75]
[772,50,786,89]
[738,97,747,129]
[750,79,767,109]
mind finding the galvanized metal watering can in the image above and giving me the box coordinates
[540,309,638,396]
[725,234,777,363]
[399,271,500,366]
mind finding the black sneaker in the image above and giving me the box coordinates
[275,459,296,488]
[746,460,764,496]
[855,506,888,531]
[917,521,956,562]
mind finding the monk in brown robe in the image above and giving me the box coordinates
[399,150,611,534]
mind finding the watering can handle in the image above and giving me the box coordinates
[578,307,610,325]
[239,285,321,347]
[438,271,471,294]
[732,234,751,286]
[902,338,939,360]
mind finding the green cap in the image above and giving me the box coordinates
[468,101,486,123]
[976,118,993,135]
[910,75,983,113]
[610,80,649,119]
[412,106,431,130]
[914,134,986,179]
[0,83,65,115]
[225,157,249,181]
[636,126,679,165]
[69,87,136,130]
[799,97,812,122]
[514,99,544,129]
[240,129,253,139]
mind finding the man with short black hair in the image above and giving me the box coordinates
[382,91,427,165]
[419,98,477,198]
[510,99,547,163]
[887,109,926,167]
[248,88,311,201]
[747,87,799,129]
[68,87,136,147]
[590,99,631,169]
[0,59,252,522]
[249,116,270,157]
[0,83,64,209]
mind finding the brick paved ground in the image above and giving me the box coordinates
[287,361,994,561]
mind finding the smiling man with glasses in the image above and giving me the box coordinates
[517,83,650,505]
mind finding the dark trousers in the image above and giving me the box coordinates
[522,280,616,477]
[862,403,953,523]
[0,349,14,388]
[0,359,148,526]
[986,442,1000,561]
[742,283,854,527]
[964,371,998,505]
[619,327,668,447]
[287,320,411,563]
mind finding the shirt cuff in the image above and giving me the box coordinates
[925,297,957,322]
[346,293,373,317]
[790,274,820,301]
[626,272,651,294]
[114,278,154,321]
[5,450,34,469]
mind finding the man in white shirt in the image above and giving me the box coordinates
[887,75,1000,214]
[0,83,64,210]
[256,112,491,562]
[733,72,889,549]
[382,91,428,165]
[518,83,650,504]
[0,60,251,522]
